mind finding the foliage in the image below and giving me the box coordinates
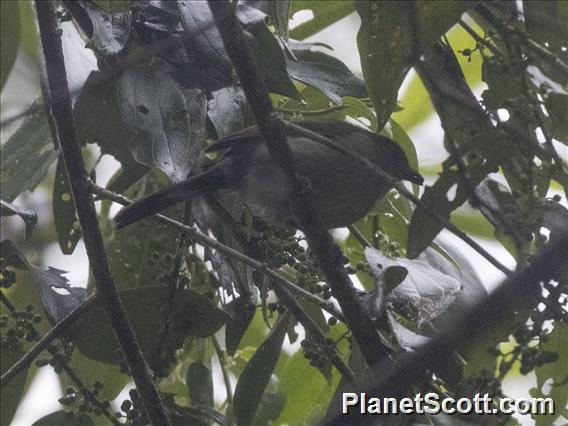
[1,1,567,425]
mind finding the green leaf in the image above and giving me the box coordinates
[0,101,58,202]
[186,362,214,408]
[233,313,291,426]
[32,411,94,426]
[530,323,568,425]
[287,42,367,105]
[248,22,302,100]
[357,1,476,128]
[19,1,38,60]
[225,292,258,356]
[117,67,194,182]
[32,267,87,325]
[74,72,142,172]
[290,1,354,41]
[393,22,485,131]
[0,199,37,239]
[1,340,27,426]
[66,350,127,401]
[274,346,341,425]
[0,1,20,91]
[252,377,287,425]
[69,286,229,365]
[53,155,81,254]
[107,207,179,290]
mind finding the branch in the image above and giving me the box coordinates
[89,182,354,381]
[34,3,170,425]
[325,232,568,424]
[283,122,514,276]
[1,295,96,387]
[206,0,391,368]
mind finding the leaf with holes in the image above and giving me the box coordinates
[118,67,193,183]
[53,155,81,254]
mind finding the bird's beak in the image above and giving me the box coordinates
[403,169,424,185]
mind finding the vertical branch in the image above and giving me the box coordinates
[34,2,170,425]
[206,0,391,368]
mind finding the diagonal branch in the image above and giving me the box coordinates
[207,0,391,368]
[324,232,568,424]
[88,182,354,381]
[1,295,96,387]
[34,2,170,425]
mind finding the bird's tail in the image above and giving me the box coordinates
[115,168,226,229]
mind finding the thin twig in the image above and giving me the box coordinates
[87,182,345,322]
[89,182,354,381]
[1,292,118,424]
[458,18,503,58]
[208,0,391,367]
[34,3,170,424]
[1,295,96,387]
[212,335,233,406]
[347,224,372,248]
[283,122,514,276]
[325,233,568,424]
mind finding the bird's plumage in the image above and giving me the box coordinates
[115,121,423,230]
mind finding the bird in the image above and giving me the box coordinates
[114,121,423,230]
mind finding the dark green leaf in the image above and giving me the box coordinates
[286,42,367,104]
[0,199,37,239]
[267,0,292,40]
[274,345,341,425]
[74,71,144,178]
[252,378,287,425]
[356,1,476,128]
[32,267,87,325]
[18,1,38,60]
[0,101,58,202]
[32,410,94,426]
[234,313,291,426]
[247,22,302,100]
[118,67,194,182]
[104,162,149,195]
[0,1,20,90]
[69,286,229,364]
[108,189,179,290]
[225,292,258,356]
[1,340,27,426]
[66,350,127,401]
[53,155,81,254]
[290,1,354,40]
[186,362,214,408]
[382,266,409,294]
